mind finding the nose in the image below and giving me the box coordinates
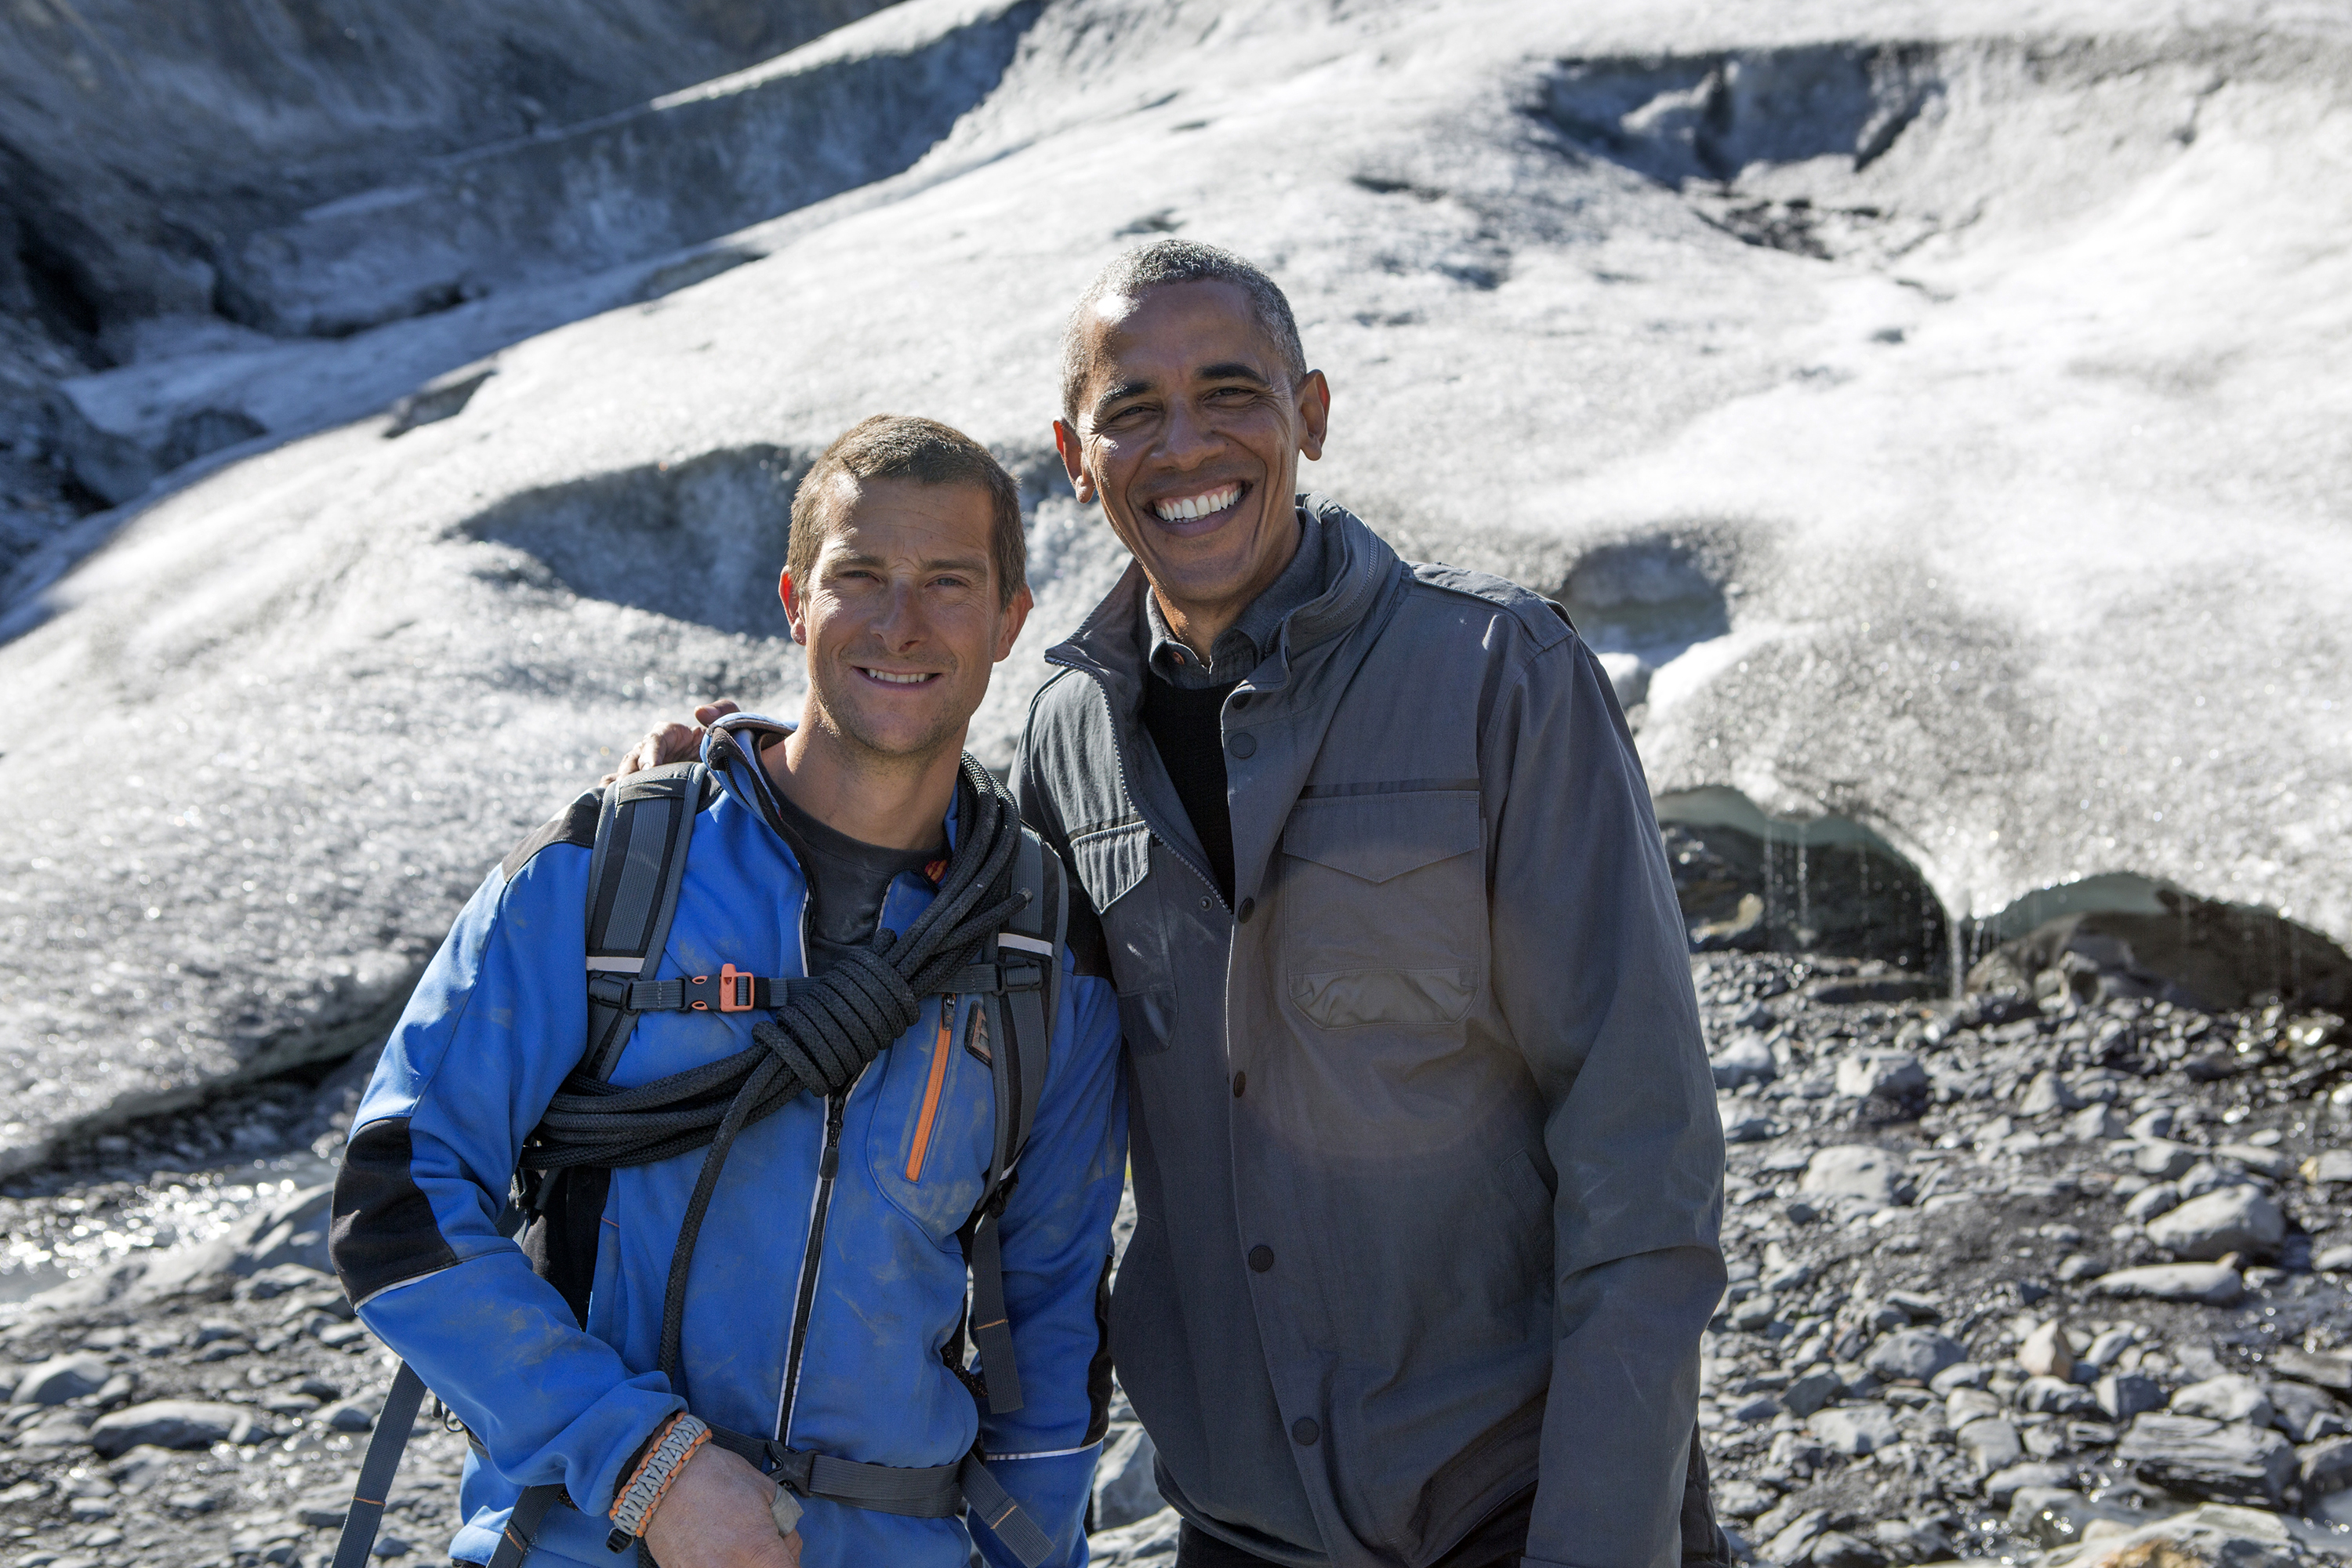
[1155,394,1219,470]
[868,577,924,652]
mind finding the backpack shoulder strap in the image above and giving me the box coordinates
[964,826,1066,1417]
[583,760,712,1080]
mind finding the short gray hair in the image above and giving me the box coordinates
[1058,240,1308,423]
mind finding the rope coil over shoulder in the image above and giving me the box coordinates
[336,739,1068,1568]
[521,743,1033,1385]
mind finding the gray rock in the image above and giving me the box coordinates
[2083,1328,2137,1369]
[1984,1461,2074,1505]
[1093,1425,1164,1532]
[2172,1375,2273,1427]
[1932,1363,1992,1396]
[2131,1107,2180,1142]
[2305,1151,2352,1186]
[1800,1146,1911,1211]
[1947,1388,2003,1425]
[2096,1373,2165,1422]
[2320,1245,2352,1275]
[2019,1071,2081,1116]
[9,1355,110,1407]
[2146,1188,2285,1261]
[2269,1384,2349,1444]
[321,1394,383,1433]
[2125,1183,2182,1223]
[88,1401,261,1459]
[1808,1404,1900,1456]
[1864,1329,1965,1385]
[1088,1506,1180,1568]
[2092,1264,2245,1305]
[1764,1508,1829,1564]
[1711,1033,1779,1091]
[2006,1486,2135,1548]
[1958,1417,2025,1475]
[2019,1375,2100,1416]
[1870,1519,1954,1564]
[2271,1347,2352,1392]
[2117,1414,2296,1506]
[1835,1051,1926,1100]
[2134,1142,2198,1179]
[1809,1531,1884,1568]
[2069,1103,2128,1141]
[2213,1142,2294,1180]
[2301,1435,2352,1495]
[1783,1367,1842,1419]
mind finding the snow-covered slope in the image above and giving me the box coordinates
[0,0,2347,1170]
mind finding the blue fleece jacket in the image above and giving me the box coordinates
[331,730,1127,1568]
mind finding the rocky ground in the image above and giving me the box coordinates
[3,947,2349,1568]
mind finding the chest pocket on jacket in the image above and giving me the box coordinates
[1279,789,1486,1029]
[867,996,993,1246]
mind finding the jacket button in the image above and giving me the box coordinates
[1248,1245,1274,1272]
[1232,1070,1247,1098]
[1236,898,1255,924]
[1227,732,1257,759]
[1291,1418,1319,1446]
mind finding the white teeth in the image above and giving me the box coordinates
[1153,484,1240,521]
[862,669,931,684]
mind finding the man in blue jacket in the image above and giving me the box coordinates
[330,415,1127,1568]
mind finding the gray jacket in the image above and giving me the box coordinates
[1016,499,1726,1568]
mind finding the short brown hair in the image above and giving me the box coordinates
[787,415,1026,605]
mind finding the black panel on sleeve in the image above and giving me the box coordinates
[1083,1251,1116,1446]
[1062,872,1110,980]
[332,1117,461,1306]
[501,789,601,881]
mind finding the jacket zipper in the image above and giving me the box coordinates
[777,1087,848,1439]
[905,997,955,1182]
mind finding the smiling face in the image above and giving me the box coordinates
[1055,279,1329,639]
[782,474,1031,769]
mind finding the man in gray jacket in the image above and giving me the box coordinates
[622,241,1726,1568]
[1022,241,1724,1568]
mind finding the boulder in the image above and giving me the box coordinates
[2019,1320,2073,1379]
[1710,1033,1778,1091]
[9,1354,110,1406]
[2092,1265,2245,1305]
[1983,1461,2075,1506]
[2170,1375,2274,1427]
[1864,1329,1964,1385]
[2018,1375,2099,1417]
[1800,1146,1911,1212]
[1807,1404,1900,1457]
[2305,1151,2352,1186]
[2069,1504,2302,1568]
[1809,1531,1884,1568]
[1093,1425,1164,1533]
[1783,1367,1842,1419]
[2096,1373,2165,1422]
[2267,1383,2349,1444]
[2270,1347,2352,1392]
[2069,1104,2128,1142]
[2133,1142,2198,1180]
[2145,1188,2285,1261]
[2303,1436,2352,1495]
[1835,1051,1926,1101]
[2125,1183,2183,1223]
[2213,1142,2294,1181]
[88,1401,262,1459]
[2116,1414,2296,1506]
[1957,1417,2024,1475]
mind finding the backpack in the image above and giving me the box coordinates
[333,752,1066,1568]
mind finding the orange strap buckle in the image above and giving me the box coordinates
[719,964,755,1012]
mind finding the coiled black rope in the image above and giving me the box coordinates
[518,750,1030,1381]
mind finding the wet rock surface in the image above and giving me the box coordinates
[1697,952,2352,1568]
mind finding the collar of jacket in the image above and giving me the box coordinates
[1045,494,1400,714]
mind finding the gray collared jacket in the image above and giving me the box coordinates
[1016,498,1726,1568]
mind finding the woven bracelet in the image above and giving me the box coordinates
[606,1411,711,1550]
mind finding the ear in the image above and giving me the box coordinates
[1053,419,1097,505]
[780,568,809,645]
[1294,369,1331,463]
[993,581,1035,662]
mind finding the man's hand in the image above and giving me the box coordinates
[641,1442,803,1568]
[604,700,742,783]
